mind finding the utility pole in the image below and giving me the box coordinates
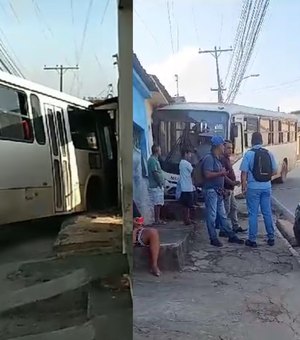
[199,46,232,103]
[174,74,179,97]
[43,64,79,92]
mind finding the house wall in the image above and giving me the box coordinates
[145,99,154,148]
[133,70,153,223]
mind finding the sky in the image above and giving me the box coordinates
[134,0,300,113]
[0,0,118,98]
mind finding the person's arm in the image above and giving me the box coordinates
[153,170,163,187]
[149,159,163,187]
[225,176,236,186]
[203,156,227,179]
[239,154,249,193]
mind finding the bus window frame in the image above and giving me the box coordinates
[0,83,34,144]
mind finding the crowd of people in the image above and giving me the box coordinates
[133,131,278,275]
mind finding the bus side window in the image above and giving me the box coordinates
[259,118,269,146]
[273,120,279,144]
[30,94,46,145]
[278,121,283,143]
[0,84,33,143]
[233,123,243,155]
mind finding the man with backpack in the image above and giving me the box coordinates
[201,136,244,247]
[240,132,278,247]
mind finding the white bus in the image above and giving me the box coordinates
[152,102,298,199]
[0,70,118,225]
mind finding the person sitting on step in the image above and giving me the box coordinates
[133,201,161,276]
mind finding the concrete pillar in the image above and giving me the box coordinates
[118,0,132,255]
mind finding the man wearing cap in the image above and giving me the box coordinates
[201,136,244,247]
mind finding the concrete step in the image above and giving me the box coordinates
[134,223,193,272]
[7,322,95,340]
[55,214,123,256]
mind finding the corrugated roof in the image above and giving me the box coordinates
[133,54,172,103]
[133,54,157,92]
[150,74,173,103]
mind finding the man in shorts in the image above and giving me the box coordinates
[147,144,166,225]
[179,148,195,225]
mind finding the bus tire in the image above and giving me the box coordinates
[294,205,300,246]
[278,159,288,184]
[86,177,104,212]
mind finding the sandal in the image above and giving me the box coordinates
[150,267,161,277]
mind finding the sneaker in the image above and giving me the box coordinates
[219,231,227,238]
[233,226,247,233]
[267,239,275,246]
[228,236,244,244]
[245,239,258,248]
[210,239,223,247]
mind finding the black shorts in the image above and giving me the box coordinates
[180,192,195,208]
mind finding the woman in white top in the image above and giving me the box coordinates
[179,148,196,225]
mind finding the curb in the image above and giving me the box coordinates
[275,219,297,247]
[271,196,295,223]
[274,224,300,266]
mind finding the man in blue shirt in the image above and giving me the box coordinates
[240,132,278,247]
[202,136,244,247]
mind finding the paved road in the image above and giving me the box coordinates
[133,201,300,340]
[272,165,300,220]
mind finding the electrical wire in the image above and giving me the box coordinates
[166,0,175,55]
[225,0,270,103]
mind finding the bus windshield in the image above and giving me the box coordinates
[153,109,229,169]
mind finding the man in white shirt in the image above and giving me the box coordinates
[179,148,195,225]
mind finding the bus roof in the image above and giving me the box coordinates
[158,102,297,120]
[0,70,91,108]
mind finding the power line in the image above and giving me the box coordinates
[32,0,53,38]
[225,0,270,103]
[166,0,175,54]
[100,0,110,26]
[70,0,94,94]
[9,0,20,23]
[191,2,200,45]
[78,0,94,63]
[134,8,159,46]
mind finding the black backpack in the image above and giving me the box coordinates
[192,154,210,187]
[251,148,273,182]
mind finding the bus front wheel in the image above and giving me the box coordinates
[278,159,288,184]
[86,177,104,212]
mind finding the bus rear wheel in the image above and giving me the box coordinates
[86,177,104,212]
[278,160,288,184]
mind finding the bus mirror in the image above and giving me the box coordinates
[231,125,238,138]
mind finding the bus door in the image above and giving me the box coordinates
[44,104,71,212]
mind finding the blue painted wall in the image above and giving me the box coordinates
[133,69,151,159]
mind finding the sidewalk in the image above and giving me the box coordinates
[133,199,300,340]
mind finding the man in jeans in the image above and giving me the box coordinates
[218,140,247,237]
[202,136,244,247]
[147,144,166,225]
[240,132,278,247]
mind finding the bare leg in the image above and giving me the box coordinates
[142,228,161,276]
[154,205,159,223]
[183,207,190,224]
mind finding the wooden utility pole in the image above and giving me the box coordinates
[43,64,79,92]
[175,74,179,97]
[199,46,232,103]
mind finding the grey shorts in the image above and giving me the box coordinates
[149,187,164,206]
